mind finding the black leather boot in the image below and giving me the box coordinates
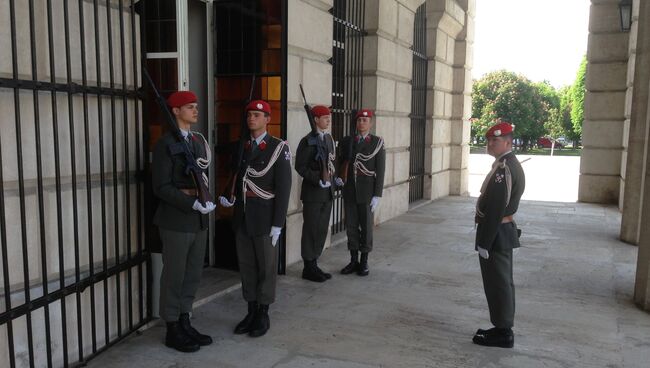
[340,250,359,274]
[357,252,369,276]
[302,260,327,282]
[472,327,514,348]
[165,321,200,353]
[314,259,332,279]
[234,301,258,335]
[249,304,270,337]
[179,313,213,346]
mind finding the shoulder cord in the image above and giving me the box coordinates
[475,159,512,219]
[191,131,211,187]
[353,137,384,181]
[242,140,289,205]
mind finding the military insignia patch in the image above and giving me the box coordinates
[495,173,504,183]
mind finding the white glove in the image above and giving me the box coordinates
[269,226,282,247]
[335,177,344,187]
[370,196,380,213]
[218,195,235,208]
[193,200,216,214]
[319,180,332,188]
[477,246,490,259]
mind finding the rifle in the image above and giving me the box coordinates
[143,68,212,206]
[224,75,256,201]
[299,84,331,183]
[339,109,357,184]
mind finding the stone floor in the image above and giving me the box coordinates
[87,196,649,368]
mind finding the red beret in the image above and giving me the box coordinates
[246,100,271,115]
[486,122,514,138]
[167,91,197,108]
[355,109,373,119]
[311,105,331,118]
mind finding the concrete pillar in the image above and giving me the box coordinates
[285,0,334,265]
[579,0,630,204]
[620,0,646,245]
[633,0,650,313]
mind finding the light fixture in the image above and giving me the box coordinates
[619,0,633,32]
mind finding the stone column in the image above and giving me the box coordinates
[579,0,629,204]
[361,0,417,224]
[620,0,647,245]
[423,0,468,199]
[633,0,650,313]
[285,0,334,265]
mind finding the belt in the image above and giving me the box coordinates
[180,188,198,196]
[245,191,259,198]
[501,215,514,223]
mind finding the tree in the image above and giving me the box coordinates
[570,55,587,140]
[559,85,580,147]
[544,108,564,155]
[472,70,547,150]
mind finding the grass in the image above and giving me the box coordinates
[470,145,582,157]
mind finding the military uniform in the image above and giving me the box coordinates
[226,100,291,338]
[473,122,525,348]
[295,127,336,281]
[152,90,214,352]
[337,109,385,276]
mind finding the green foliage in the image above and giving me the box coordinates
[471,70,548,149]
[570,55,587,137]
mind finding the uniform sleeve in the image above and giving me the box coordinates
[373,141,386,197]
[151,139,196,213]
[272,143,293,228]
[294,137,320,186]
[475,167,508,251]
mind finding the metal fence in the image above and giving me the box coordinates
[330,0,365,234]
[409,3,427,203]
[0,0,148,367]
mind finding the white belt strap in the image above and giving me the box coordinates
[353,137,384,181]
[242,140,289,204]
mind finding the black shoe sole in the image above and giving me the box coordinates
[472,336,514,348]
[165,341,200,353]
[249,328,269,338]
[357,270,369,276]
[302,274,327,282]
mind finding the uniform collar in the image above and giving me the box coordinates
[180,128,191,139]
[251,131,267,145]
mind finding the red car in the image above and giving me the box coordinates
[537,137,563,149]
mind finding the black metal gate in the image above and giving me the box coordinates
[409,3,427,203]
[330,0,365,234]
[0,1,148,367]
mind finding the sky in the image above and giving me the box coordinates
[472,0,591,88]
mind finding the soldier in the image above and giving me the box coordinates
[472,121,525,348]
[152,90,216,352]
[335,109,385,276]
[218,100,292,338]
[295,105,336,282]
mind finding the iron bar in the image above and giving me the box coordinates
[105,0,123,339]
[78,0,99,353]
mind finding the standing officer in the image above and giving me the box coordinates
[472,121,525,348]
[219,100,292,338]
[295,105,336,282]
[152,91,216,352]
[335,109,385,276]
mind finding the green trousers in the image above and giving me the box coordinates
[236,225,278,305]
[345,201,373,253]
[159,228,207,322]
[301,201,332,261]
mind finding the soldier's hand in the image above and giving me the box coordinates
[192,200,215,214]
[218,195,235,208]
[269,226,282,247]
[319,180,332,188]
[477,246,490,259]
[370,196,380,213]
[335,177,344,187]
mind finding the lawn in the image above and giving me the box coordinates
[470,145,582,156]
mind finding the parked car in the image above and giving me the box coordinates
[537,137,564,149]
